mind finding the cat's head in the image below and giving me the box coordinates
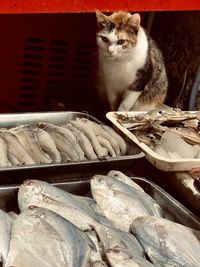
[96,11,141,60]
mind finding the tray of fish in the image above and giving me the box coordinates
[107,108,200,172]
[0,111,144,181]
[0,170,200,266]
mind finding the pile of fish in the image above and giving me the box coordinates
[1,170,200,266]
[0,117,127,167]
[116,107,200,159]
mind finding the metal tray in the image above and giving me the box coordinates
[0,111,144,184]
[0,176,199,230]
[106,111,200,172]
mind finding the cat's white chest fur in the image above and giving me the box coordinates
[101,59,138,93]
[98,28,148,107]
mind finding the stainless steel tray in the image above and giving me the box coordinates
[0,112,144,184]
[0,177,199,230]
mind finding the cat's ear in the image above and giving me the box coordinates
[95,10,109,27]
[127,13,141,32]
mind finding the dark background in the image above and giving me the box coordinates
[0,11,199,117]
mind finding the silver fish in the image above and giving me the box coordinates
[131,216,200,267]
[38,126,81,161]
[8,154,21,166]
[107,170,144,192]
[18,179,101,231]
[5,206,95,267]
[65,123,97,160]
[38,122,85,161]
[70,119,106,158]
[86,230,108,267]
[97,135,116,157]
[0,137,9,167]
[34,128,61,163]
[9,124,52,164]
[93,223,153,267]
[91,175,163,232]
[0,130,35,166]
[0,209,13,265]
[102,125,127,156]
[77,118,120,156]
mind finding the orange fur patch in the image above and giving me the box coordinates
[109,12,139,48]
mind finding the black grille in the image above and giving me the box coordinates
[19,36,95,111]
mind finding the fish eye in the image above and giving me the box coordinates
[117,39,125,45]
[101,36,109,43]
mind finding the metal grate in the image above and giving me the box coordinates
[19,37,45,108]
[44,39,68,108]
[19,36,96,111]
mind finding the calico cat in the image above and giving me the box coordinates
[96,10,168,111]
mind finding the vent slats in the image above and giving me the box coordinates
[24,54,43,60]
[19,37,95,110]
[26,37,46,43]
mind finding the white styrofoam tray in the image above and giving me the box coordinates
[106,111,200,172]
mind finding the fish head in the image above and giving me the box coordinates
[91,175,118,192]
[18,179,47,211]
[91,175,109,190]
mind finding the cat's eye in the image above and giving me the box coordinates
[117,39,125,45]
[101,36,109,43]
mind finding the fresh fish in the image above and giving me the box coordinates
[131,216,200,267]
[93,223,153,267]
[34,128,61,163]
[8,153,21,166]
[38,125,81,161]
[9,124,52,164]
[44,130,79,161]
[5,206,95,267]
[91,175,163,232]
[0,137,9,167]
[18,179,101,230]
[38,122,85,160]
[107,170,144,192]
[70,119,106,158]
[78,118,122,156]
[0,130,35,166]
[102,125,127,156]
[65,123,97,160]
[0,209,13,265]
[97,135,116,157]
[86,230,108,266]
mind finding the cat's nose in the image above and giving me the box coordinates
[108,46,115,55]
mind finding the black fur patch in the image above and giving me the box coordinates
[129,47,153,92]
[129,35,167,101]
[103,21,115,32]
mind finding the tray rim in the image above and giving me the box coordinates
[106,111,200,172]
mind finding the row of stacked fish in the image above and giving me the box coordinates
[0,117,127,167]
[116,107,200,159]
[1,170,200,266]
